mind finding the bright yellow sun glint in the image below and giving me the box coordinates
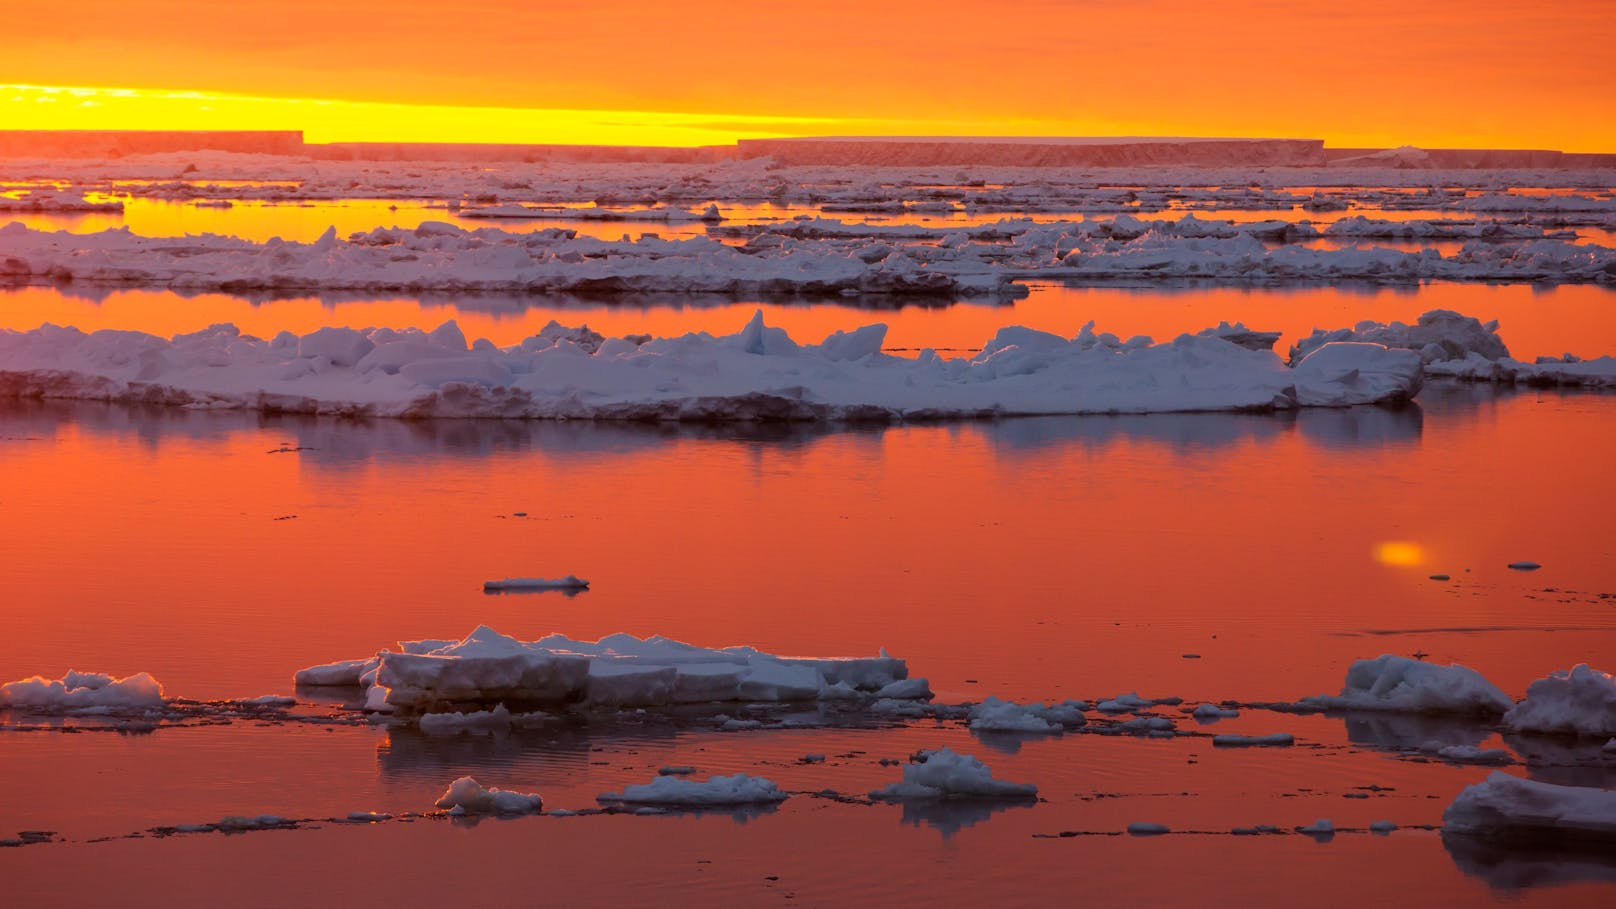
[1373,542,1425,567]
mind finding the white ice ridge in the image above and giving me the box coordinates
[0,310,1427,421]
[1298,654,1514,715]
[1290,310,1616,387]
[434,776,544,815]
[1501,665,1616,738]
[293,625,919,713]
[967,696,1088,733]
[597,773,788,806]
[1444,772,1616,839]
[482,576,589,592]
[869,748,1037,800]
[0,670,165,711]
[1,217,1612,295]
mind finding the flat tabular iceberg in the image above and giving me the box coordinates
[1299,654,1513,715]
[0,309,1427,421]
[869,748,1037,800]
[1501,665,1616,738]
[0,670,165,711]
[1444,772,1616,839]
[296,625,916,713]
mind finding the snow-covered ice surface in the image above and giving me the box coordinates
[597,773,788,806]
[870,748,1037,801]
[967,696,1087,733]
[1502,665,1616,738]
[1444,772,1616,840]
[0,670,164,711]
[0,309,1431,421]
[296,625,916,713]
[1299,654,1514,715]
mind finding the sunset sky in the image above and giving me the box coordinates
[4,0,1614,149]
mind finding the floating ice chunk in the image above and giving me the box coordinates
[1299,654,1513,715]
[419,704,516,735]
[1213,733,1295,747]
[869,748,1037,800]
[234,695,297,707]
[658,766,697,776]
[1096,692,1182,713]
[598,773,788,806]
[482,576,589,592]
[1297,819,1335,837]
[1431,744,1512,765]
[1444,772,1616,839]
[1370,820,1398,834]
[1506,561,1542,571]
[346,811,392,822]
[1501,664,1616,738]
[0,670,164,710]
[1290,310,1511,365]
[872,677,932,700]
[1122,716,1177,734]
[1606,739,1616,753]
[968,696,1087,733]
[1127,822,1170,836]
[434,776,544,815]
[217,815,293,831]
[293,657,379,687]
[1191,703,1239,720]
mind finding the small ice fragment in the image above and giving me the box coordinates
[346,811,391,822]
[1433,744,1512,765]
[217,815,291,831]
[1212,733,1294,747]
[1369,820,1397,834]
[1428,574,1451,581]
[800,754,826,763]
[1507,561,1541,571]
[433,776,543,815]
[1191,703,1238,720]
[869,747,1036,800]
[658,766,697,776]
[482,575,589,591]
[1127,823,1170,836]
[1297,819,1334,837]
[598,773,788,806]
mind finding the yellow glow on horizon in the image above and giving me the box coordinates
[0,84,857,147]
[1373,542,1426,568]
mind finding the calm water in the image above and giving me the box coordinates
[2,272,1615,905]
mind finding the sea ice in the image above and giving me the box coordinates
[1212,733,1295,747]
[1443,772,1616,839]
[967,696,1088,733]
[482,576,589,592]
[434,776,544,815]
[1299,654,1513,715]
[298,625,915,713]
[1431,744,1512,765]
[0,309,1429,421]
[0,670,164,710]
[1127,823,1170,836]
[1096,692,1183,713]
[869,748,1037,800]
[597,773,788,806]
[1501,664,1616,738]
[1190,703,1239,720]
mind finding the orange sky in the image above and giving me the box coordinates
[4,0,1614,149]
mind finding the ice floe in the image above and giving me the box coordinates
[434,776,544,815]
[0,670,165,711]
[870,748,1038,800]
[1501,665,1616,739]
[296,625,916,713]
[597,773,788,806]
[1095,692,1184,713]
[967,696,1088,733]
[1444,772,1616,839]
[0,309,1428,421]
[482,575,590,592]
[1299,654,1514,715]
[1212,733,1295,747]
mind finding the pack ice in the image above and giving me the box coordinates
[1299,654,1514,715]
[1444,772,1616,840]
[0,670,165,711]
[0,309,1427,421]
[293,625,920,714]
